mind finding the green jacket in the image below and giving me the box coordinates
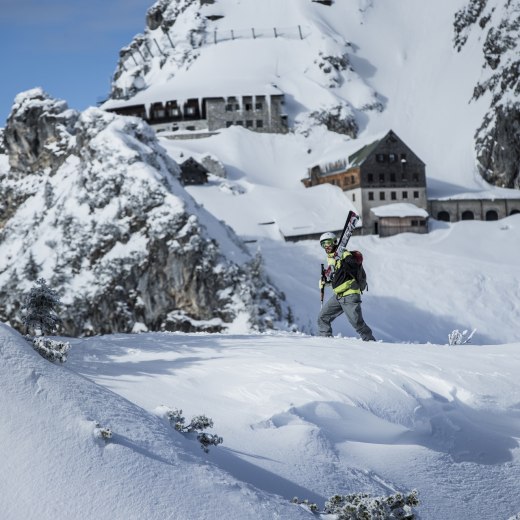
[326,250,361,297]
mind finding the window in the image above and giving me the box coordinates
[245,103,252,111]
[236,121,243,126]
[186,107,195,115]
[225,104,233,112]
[413,191,419,199]
[413,173,419,181]
[368,173,374,182]
[226,121,233,128]
[402,172,408,181]
[391,191,397,200]
[155,109,165,118]
[246,120,253,128]
[486,210,498,221]
[390,173,396,182]
[379,192,385,200]
[255,103,263,110]
[402,191,408,199]
[411,220,419,226]
[400,153,407,161]
[376,154,386,162]
[368,192,374,201]
[379,173,385,182]
[389,153,397,162]
[461,210,474,220]
[256,120,264,128]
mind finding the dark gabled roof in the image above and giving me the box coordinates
[347,138,381,167]
[347,129,425,167]
[180,157,209,173]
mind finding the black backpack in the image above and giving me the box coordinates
[350,250,368,293]
[331,250,368,294]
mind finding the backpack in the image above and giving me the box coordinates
[331,250,368,294]
[350,250,368,293]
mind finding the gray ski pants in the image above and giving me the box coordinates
[318,293,375,341]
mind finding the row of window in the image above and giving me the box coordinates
[367,172,420,183]
[375,153,407,163]
[152,106,197,118]
[368,190,420,201]
[225,103,263,112]
[226,120,264,128]
[329,176,357,187]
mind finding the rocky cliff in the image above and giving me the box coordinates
[0,89,288,336]
[455,0,520,189]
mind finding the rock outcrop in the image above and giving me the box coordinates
[455,0,520,189]
[0,89,287,336]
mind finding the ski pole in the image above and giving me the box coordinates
[320,263,325,308]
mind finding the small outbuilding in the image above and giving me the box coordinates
[371,203,428,237]
[179,157,209,185]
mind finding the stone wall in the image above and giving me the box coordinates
[429,198,520,222]
[206,95,287,133]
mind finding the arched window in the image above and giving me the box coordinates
[461,210,474,220]
[485,210,498,221]
[437,211,450,222]
[510,209,520,216]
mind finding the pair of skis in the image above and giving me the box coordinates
[335,210,359,259]
[320,210,359,307]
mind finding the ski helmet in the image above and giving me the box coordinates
[319,232,337,246]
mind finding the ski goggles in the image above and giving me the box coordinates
[320,239,335,248]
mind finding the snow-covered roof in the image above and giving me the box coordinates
[102,82,283,111]
[371,203,429,218]
[429,188,520,201]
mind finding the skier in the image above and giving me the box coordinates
[318,232,375,341]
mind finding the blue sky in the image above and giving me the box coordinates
[1,0,153,124]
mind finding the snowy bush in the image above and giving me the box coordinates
[292,490,419,519]
[22,278,62,336]
[291,497,319,513]
[448,328,476,345]
[508,514,520,520]
[22,278,70,362]
[31,336,71,363]
[164,407,223,453]
[93,423,113,441]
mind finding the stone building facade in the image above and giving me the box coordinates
[429,198,520,222]
[105,94,288,136]
[302,130,428,235]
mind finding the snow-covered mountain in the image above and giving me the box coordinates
[105,0,520,192]
[0,88,287,335]
[2,2,520,519]
[1,0,520,335]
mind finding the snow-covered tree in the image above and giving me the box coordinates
[22,278,62,336]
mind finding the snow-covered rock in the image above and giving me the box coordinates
[455,0,520,189]
[0,89,287,336]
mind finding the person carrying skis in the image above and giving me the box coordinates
[318,232,375,341]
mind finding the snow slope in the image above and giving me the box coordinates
[2,316,520,520]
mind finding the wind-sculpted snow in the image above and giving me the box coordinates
[58,329,520,520]
[0,89,288,336]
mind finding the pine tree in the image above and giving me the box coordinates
[22,278,62,336]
